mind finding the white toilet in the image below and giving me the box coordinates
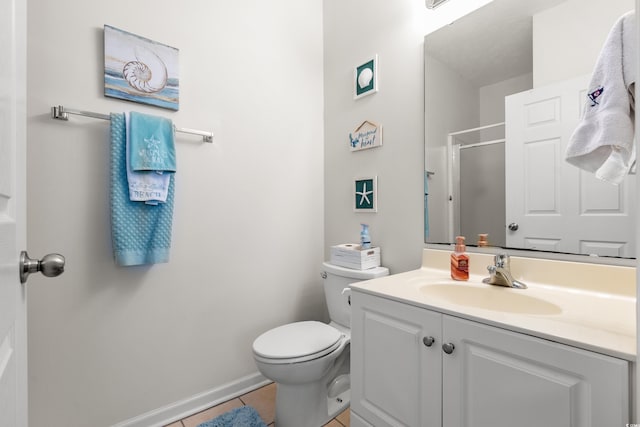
[252,261,388,427]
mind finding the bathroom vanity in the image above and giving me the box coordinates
[349,249,635,427]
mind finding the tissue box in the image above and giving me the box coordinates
[330,244,381,270]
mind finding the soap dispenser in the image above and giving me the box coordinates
[451,236,469,281]
[360,224,371,249]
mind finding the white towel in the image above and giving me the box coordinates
[565,11,636,184]
[125,112,171,205]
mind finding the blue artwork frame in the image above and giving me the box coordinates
[354,176,378,212]
[354,55,378,100]
[104,25,180,111]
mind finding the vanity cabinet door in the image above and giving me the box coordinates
[351,292,442,427]
[441,315,629,427]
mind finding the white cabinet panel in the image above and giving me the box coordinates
[351,291,630,427]
[350,410,376,427]
[443,316,629,427]
[351,292,442,427]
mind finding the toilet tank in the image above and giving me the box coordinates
[322,261,389,328]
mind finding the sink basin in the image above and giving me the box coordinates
[419,283,562,315]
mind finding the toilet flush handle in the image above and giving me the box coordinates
[341,287,352,306]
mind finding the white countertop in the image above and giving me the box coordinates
[350,249,636,361]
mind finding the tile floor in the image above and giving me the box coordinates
[164,382,350,427]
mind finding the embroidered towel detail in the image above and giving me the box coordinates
[125,112,171,205]
[129,111,176,173]
[565,11,636,184]
[110,113,175,266]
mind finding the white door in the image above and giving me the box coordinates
[505,75,636,257]
[0,0,27,425]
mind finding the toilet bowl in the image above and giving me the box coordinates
[254,321,350,427]
[252,262,388,427]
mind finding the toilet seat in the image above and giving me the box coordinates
[253,321,344,364]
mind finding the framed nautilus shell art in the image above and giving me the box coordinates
[104,25,179,111]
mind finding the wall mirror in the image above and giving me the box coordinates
[424,0,636,260]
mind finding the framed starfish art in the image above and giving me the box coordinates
[354,176,377,212]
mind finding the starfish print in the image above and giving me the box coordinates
[356,182,373,206]
[144,135,161,150]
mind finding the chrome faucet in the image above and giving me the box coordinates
[482,253,527,289]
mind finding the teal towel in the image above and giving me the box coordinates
[110,113,174,266]
[129,111,176,172]
[196,406,267,427]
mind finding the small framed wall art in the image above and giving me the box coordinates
[104,25,180,111]
[349,120,382,151]
[354,55,378,99]
[354,176,378,212]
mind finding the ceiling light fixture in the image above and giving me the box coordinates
[425,0,450,9]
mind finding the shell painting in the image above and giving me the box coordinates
[104,25,179,110]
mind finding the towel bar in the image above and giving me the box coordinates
[51,105,213,143]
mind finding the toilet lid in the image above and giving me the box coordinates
[253,321,342,360]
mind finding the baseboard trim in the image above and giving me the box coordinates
[111,372,271,427]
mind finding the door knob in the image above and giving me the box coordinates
[508,222,519,231]
[20,251,65,284]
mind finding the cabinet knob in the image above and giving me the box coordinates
[422,336,435,347]
[442,342,455,354]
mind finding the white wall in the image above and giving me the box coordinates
[323,0,492,273]
[323,0,427,273]
[479,73,533,126]
[424,54,480,243]
[533,0,634,87]
[26,1,324,426]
